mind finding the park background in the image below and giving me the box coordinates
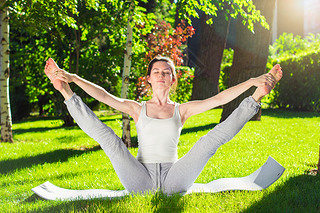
[1,0,320,212]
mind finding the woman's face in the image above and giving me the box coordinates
[147,61,175,90]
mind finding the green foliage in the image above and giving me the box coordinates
[269,49,320,112]
[10,32,57,117]
[219,48,234,91]
[219,34,320,112]
[266,33,320,112]
[177,0,269,33]
[171,66,195,103]
[10,84,32,121]
[9,0,155,120]
[269,33,320,60]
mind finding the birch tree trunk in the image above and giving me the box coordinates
[121,3,133,148]
[0,2,13,143]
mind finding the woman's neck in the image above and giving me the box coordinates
[149,89,172,105]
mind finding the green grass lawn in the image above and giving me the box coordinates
[1,108,320,212]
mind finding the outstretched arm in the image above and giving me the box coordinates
[45,58,141,121]
[179,64,282,124]
[179,78,262,120]
[63,73,139,115]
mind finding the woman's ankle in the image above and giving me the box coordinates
[59,83,74,101]
[252,89,263,103]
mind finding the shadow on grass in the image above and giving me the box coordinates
[13,126,68,135]
[150,192,185,213]
[23,196,127,213]
[262,108,320,119]
[13,116,61,124]
[244,174,320,212]
[24,191,185,213]
[0,146,101,175]
[99,117,121,123]
[181,123,218,135]
[13,118,119,136]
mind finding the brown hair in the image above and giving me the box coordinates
[147,55,177,90]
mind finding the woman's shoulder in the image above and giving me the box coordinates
[178,101,199,124]
[121,99,143,122]
[130,100,143,110]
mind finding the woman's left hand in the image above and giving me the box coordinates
[251,73,275,89]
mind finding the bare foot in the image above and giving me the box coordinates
[269,64,283,83]
[44,58,64,91]
[260,64,283,95]
[252,64,283,102]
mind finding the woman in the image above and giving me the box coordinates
[44,55,282,194]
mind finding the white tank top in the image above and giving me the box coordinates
[136,101,183,163]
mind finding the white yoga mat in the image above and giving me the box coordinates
[32,156,285,200]
[184,156,285,194]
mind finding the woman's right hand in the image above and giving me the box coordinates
[50,69,76,84]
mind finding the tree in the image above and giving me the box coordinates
[9,0,132,125]
[121,1,134,148]
[220,0,276,122]
[184,0,269,101]
[0,0,13,142]
[190,4,231,100]
[9,0,90,125]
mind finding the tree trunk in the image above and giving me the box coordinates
[74,27,80,75]
[220,0,276,122]
[121,2,134,148]
[0,3,13,143]
[63,114,75,127]
[190,7,231,100]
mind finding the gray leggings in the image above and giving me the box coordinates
[65,94,260,194]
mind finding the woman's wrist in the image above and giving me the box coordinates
[70,73,79,83]
[248,77,256,87]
